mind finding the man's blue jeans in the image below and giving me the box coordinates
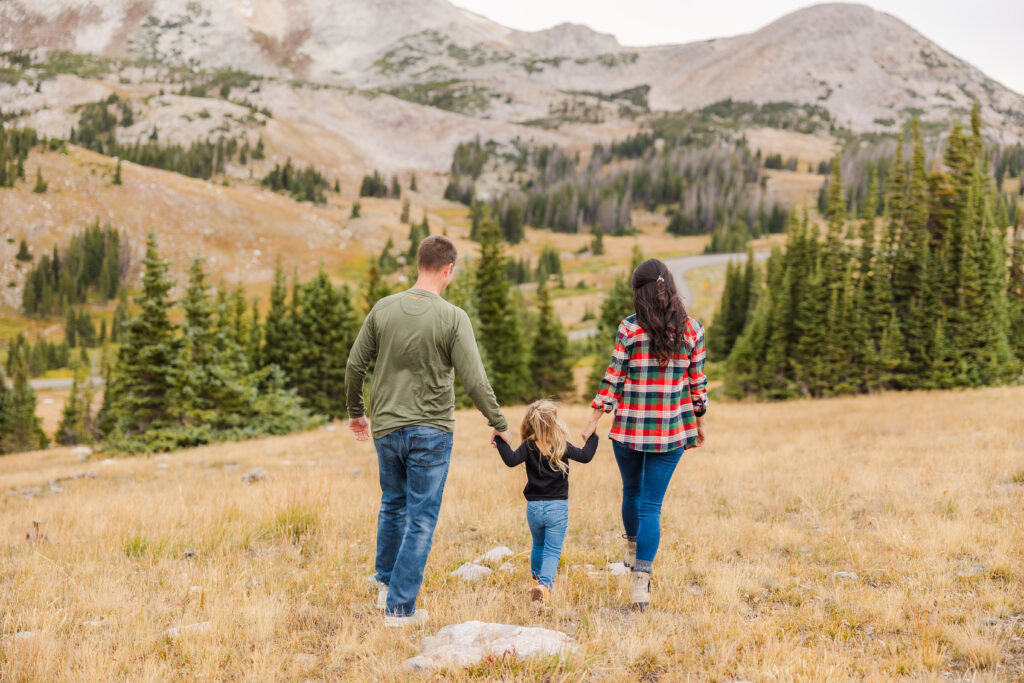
[611,440,684,573]
[373,425,454,616]
[525,499,569,589]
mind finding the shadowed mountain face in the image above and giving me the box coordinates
[2,0,1022,139]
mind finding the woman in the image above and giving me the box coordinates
[581,258,707,611]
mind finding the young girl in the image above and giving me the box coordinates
[495,400,598,609]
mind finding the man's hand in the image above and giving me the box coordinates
[491,429,513,448]
[349,416,370,442]
[694,415,706,448]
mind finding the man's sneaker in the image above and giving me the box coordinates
[383,609,429,628]
[367,575,388,611]
[530,583,550,611]
[624,535,637,570]
[629,570,650,611]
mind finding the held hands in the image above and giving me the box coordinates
[348,416,370,442]
[580,407,603,442]
[491,429,513,448]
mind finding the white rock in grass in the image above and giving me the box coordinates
[241,468,266,484]
[606,562,630,575]
[832,571,858,580]
[405,621,576,671]
[1,630,37,643]
[475,545,513,565]
[163,621,211,638]
[70,446,92,460]
[451,562,492,582]
[498,562,514,573]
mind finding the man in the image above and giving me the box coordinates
[346,235,511,627]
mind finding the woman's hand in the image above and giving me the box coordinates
[695,416,706,448]
[580,408,603,442]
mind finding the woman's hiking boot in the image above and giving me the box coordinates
[629,570,651,611]
[530,583,550,611]
[623,535,637,569]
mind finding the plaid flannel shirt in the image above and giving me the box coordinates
[591,315,708,452]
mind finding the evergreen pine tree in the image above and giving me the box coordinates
[56,369,93,445]
[529,284,573,399]
[100,232,178,441]
[0,353,48,453]
[364,260,392,314]
[290,267,359,418]
[112,160,122,185]
[16,239,32,262]
[590,223,604,255]
[32,167,47,193]
[476,209,529,404]
[262,257,295,380]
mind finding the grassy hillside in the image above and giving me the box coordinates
[2,386,1022,679]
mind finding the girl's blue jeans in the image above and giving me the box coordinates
[525,499,568,589]
[611,440,684,573]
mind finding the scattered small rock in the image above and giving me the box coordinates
[451,562,492,582]
[833,571,858,581]
[405,621,577,671]
[70,445,93,461]
[475,545,513,565]
[498,561,514,573]
[100,459,117,466]
[241,468,266,484]
[956,564,987,578]
[163,622,211,638]
[687,585,704,596]
[189,585,203,595]
[157,463,168,470]
[983,616,999,626]
[606,562,629,576]
[81,620,107,630]
[1,630,37,643]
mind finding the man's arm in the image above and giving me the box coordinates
[345,311,377,439]
[450,309,509,433]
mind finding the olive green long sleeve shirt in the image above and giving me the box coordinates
[345,288,508,439]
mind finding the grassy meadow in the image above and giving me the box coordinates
[1,387,1023,680]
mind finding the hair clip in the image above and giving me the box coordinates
[657,275,665,283]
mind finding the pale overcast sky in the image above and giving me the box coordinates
[453,1,1024,95]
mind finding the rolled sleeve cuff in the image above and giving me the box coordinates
[591,396,616,413]
[693,402,707,418]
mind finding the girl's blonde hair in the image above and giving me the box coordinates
[521,400,570,473]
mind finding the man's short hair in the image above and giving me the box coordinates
[417,235,458,272]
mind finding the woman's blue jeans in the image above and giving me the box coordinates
[525,499,569,589]
[611,440,684,573]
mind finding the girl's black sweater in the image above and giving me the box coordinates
[495,434,599,501]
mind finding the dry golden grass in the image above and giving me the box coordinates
[2,386,1024,680]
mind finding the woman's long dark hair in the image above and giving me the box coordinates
[631,259,689,366]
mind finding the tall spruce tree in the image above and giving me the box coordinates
[290,267,359,418]
[476,208,529,404]
[529,284,573,399]
[262,257,296,379]
[100,232,178,440]
[0,353,48,453]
